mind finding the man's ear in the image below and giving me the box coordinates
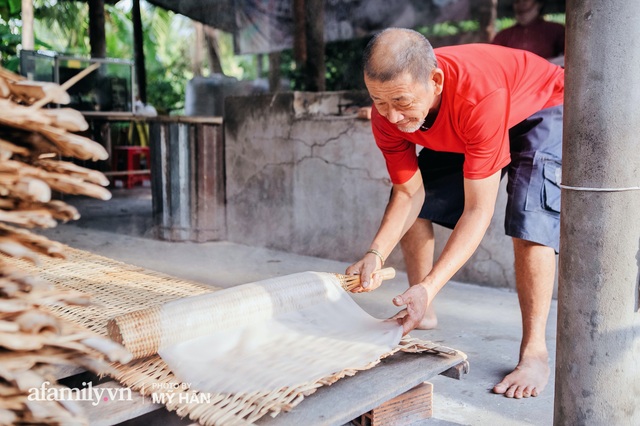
[431,68,445,95]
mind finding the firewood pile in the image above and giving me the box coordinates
[0,65,132,424]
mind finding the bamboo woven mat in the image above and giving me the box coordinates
[5,246,459,426]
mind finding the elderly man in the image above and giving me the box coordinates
[347,28,564,399]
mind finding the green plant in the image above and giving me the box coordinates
[1,0,21,71]
[0,24,20,71]
[0,0,21,19]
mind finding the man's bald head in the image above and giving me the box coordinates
[363,28,437,86]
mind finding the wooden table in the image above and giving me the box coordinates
[64,349,467,426]
[259,351,468,426]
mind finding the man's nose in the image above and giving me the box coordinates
[386,107,403,123]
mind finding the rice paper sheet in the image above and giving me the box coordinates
[158,271,402,395]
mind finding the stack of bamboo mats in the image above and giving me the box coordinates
[0,64,132,425]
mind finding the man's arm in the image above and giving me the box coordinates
[346,169,425,290]
[393,169,502,334]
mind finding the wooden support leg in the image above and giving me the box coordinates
[352,382,433,426]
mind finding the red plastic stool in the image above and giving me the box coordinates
[111,146,151,189]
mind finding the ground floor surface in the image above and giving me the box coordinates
[38,188,557,425]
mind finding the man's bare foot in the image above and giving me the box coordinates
[492,352,550,398]
[390,305,437,329]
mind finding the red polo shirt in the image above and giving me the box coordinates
[371,43,564,184]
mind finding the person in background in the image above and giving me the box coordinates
[492,0,565,66]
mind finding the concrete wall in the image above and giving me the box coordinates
[224,91,517,289]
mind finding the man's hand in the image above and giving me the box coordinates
[392,284,431,335]
[345,253,384,293]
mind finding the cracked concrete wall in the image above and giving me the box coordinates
[225,91,520,289]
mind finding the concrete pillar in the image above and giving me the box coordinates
[555,1,640,424]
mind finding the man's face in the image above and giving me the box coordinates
[513,0,541,15]
[365,71,441,133]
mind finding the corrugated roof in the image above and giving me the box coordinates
[145,0,566,29]
[145,0,236,32]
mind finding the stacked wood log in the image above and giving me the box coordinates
[0,65,132,424]
[0,266,132,425]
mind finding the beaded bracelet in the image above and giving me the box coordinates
[365,249,385,266]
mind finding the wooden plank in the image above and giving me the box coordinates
[104,170,150,177]
[49,364,85,380]
[72,380,163,426]
[81,112,223,125]
[258,351,466,426]
[439,360,470,380]
[353,382,433,426]
[51,350,465,426]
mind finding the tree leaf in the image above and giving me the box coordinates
[0,0,21,17]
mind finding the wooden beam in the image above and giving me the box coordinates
[439,360,470,380]
[258,351,467,425]
[268,51,281,93]
[293,0,306,64]
[88,0,106,58]
[132,0,147,103]
[203,25,224,75]
[21,0,34,51]
[304,0,325,91]
[353,382,433,426]
[192,22,204,77]
[476,0,497,43]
